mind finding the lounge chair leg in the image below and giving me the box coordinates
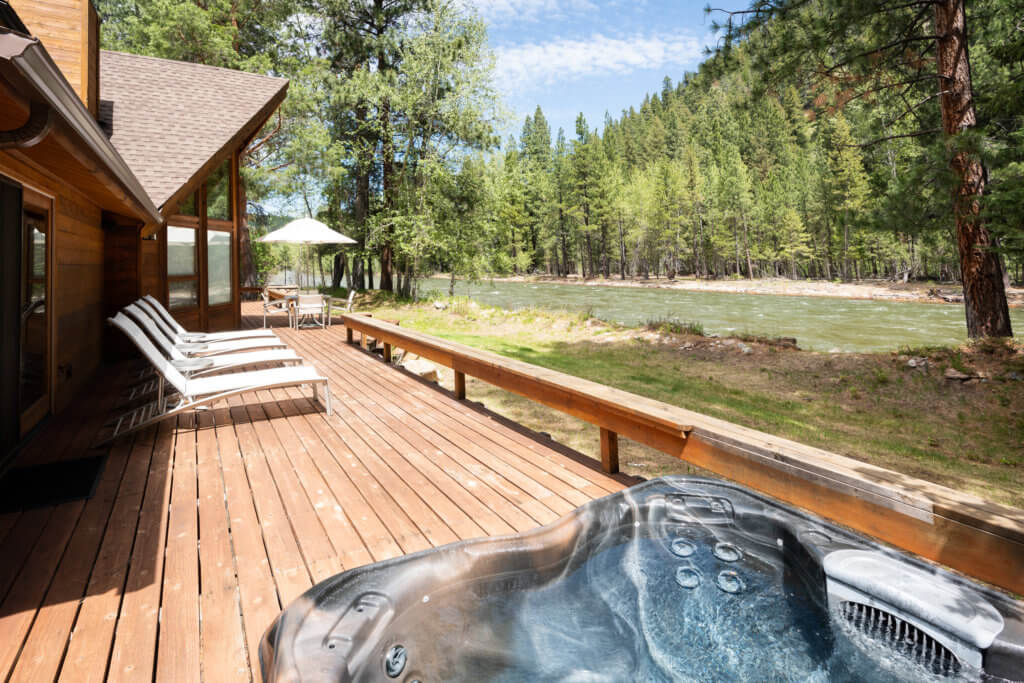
[324,379,332,415]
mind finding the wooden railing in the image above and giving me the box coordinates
[340,313,1024,594]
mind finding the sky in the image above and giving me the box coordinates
[469,0,752,143]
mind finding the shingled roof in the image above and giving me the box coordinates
[99,50,288,210]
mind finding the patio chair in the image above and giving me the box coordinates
[294,294,326,329]
[102,313,331,443]
[261,289,294,328]
[141,294,277,341]
[124,304,301,377]
[134,300,288,355]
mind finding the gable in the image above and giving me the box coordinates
[99,50,288,211]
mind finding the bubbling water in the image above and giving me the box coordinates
[377,523,985,682]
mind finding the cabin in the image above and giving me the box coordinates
[0,0,286,459]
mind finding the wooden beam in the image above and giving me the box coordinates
[600,428,618,474]
[383,342,392,364]
[453,371,465,400]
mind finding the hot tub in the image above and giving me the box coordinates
[259,477,1024,682]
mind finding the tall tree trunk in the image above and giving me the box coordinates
[617,213,626,279]
[332,252,345,289]
[600,222,609,278]
[237,176,256,288]
[366,257,374,290]
[743,217,754,279]
[935,0,1012,337]
[379,92,395,292]
[559,213,569,277]
[352,256,364,291]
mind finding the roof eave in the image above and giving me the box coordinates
[0,30,163,226]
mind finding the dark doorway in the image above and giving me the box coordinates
[1,177,23,461]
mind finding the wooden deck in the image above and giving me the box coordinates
[0,302,635,682]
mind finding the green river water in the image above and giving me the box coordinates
[421,277,1023,352]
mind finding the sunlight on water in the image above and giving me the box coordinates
[423,278,1024,352]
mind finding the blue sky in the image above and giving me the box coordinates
[468,0,752,142]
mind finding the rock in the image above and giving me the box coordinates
[778,337,798,348]
[906,357,929,370]
[944,367,971,381]
[738,343,752,354]
[627,462,648,468]
[829,348,842,354]
[1005,371,1023,382]
[403,358,439,383]
[679,342,694,350]
[433,301,447,310]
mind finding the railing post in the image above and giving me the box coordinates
[600,427,619,474]
[360,332,368,350]
[454,371,466,400]
[383,342,392,363]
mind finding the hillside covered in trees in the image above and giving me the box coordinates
[95,0,1024,337]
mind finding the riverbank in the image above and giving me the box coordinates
[355,293,1024,508]
[437,273,1024,307]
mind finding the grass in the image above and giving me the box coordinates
[357,296,1024,508]
[644,316,704,336]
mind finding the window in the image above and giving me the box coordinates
[177,192,197,217]
[206,160,232,221]
[167,225,198,309]
[207,230,232,305]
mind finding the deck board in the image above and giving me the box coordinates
[0,303,635,681]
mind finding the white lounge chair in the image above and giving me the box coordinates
[103,313,331,443]
[134,300,288,355]
[123,304,302,377]
[141,294,277,341]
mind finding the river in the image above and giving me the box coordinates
[420,277,1023,352]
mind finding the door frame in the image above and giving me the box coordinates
[19,184,55,436]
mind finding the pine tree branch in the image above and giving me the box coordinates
[849,128,942,148]
[820,35,937,76]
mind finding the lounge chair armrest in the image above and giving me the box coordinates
[175,342,209,353]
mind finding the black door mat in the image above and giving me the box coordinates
[0,455,107,513]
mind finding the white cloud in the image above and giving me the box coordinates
[464,0,596,23]
[494,33,703,89]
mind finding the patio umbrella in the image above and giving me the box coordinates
[259,218,356,291]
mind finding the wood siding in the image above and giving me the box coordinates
[2,153,104,415]
[9,0,100,116]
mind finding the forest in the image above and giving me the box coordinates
[95,0,1024,336]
